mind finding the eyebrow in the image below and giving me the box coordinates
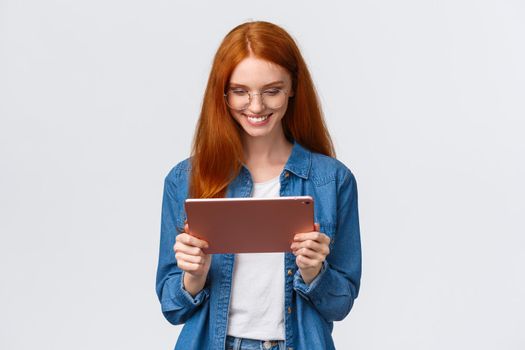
[228,80,285,88]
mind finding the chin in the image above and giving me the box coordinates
[241,128,272,138]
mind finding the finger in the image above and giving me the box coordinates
[176,232,209,249]
[293,232,320,242]
[293,247,325,261]
[175,251,206,265]
[177,260,204,273]
[298,239,329,256]
[291,239,323,253]
[174,242,206,257]
[184,223,189,233]
[294,232,330,244]
[296,254,320,269]
[314,222,320,231]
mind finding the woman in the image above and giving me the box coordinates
[156,21,361,350]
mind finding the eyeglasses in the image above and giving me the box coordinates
[224,87,290,111]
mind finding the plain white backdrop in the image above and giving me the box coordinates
[1,0,524,349]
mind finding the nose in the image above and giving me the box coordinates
[248,93,265,113]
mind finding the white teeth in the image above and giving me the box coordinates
[247,115,269,122]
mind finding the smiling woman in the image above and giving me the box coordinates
[155,21,362,350]
[226,57,294,138]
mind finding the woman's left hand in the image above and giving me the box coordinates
[291,223,331,284]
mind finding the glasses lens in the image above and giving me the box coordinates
[226,90,249,110]
[225,89,286,110]
[262,89,286,109]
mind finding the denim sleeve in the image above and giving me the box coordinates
[293,170,362,322]
[155,174,210,325]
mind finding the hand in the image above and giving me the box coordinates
[174,223,211,296]
[291,223,330,284]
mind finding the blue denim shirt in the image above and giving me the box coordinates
[156,141,361,350]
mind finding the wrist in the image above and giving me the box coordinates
[299,265,322,285]
[183,271,207,297]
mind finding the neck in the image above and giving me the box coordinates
[241,132,293,167]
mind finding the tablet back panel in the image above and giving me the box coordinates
[184,196,314,254]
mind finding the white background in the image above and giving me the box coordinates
[1,0,524,349]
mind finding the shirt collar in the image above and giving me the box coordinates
[283,140,311,179]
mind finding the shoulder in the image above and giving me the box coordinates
[308,151,356,187]
[164,157,192,186]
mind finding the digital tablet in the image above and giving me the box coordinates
[184,196,314,254]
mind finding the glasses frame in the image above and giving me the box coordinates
[223,87,290,111]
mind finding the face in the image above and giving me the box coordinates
[227,56,294,141]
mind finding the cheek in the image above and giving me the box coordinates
[230,110,243,122]
[274,103,290,120]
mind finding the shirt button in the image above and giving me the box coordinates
[263,341,272,349]
[287,269,293,276]
[288,306,292,314]
[284,171,289,177]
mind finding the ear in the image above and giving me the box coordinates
[288,89,295,98]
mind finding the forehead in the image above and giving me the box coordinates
[229,56,291,87]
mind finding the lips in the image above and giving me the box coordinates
[244,113,272,126]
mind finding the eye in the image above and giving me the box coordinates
[230,88,248,96]
[263,88,281,96]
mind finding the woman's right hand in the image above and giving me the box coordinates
[174,223,211,296]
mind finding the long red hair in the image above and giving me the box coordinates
[190,21,335,198]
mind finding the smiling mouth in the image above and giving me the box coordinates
[244,113,272,124]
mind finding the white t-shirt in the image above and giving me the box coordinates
[226,175,285,340]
